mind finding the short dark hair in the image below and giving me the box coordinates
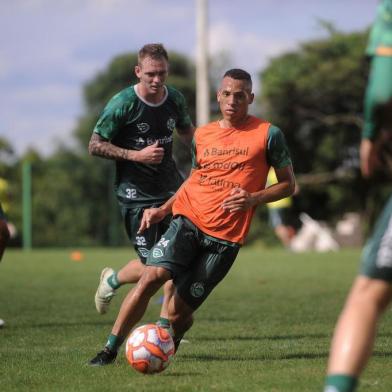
[138,43,169,64]
[223,68,252,83]
[223,68,252,91]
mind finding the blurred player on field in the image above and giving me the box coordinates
[88,68,296,366]
[0,194,11,328]
[324,1,392,391]
[266,168,297,248]
[88,44,194,336]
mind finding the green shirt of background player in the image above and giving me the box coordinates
[88,44,195,337]
[361,0,392,177]
[0,199,11,329]
[324,2,392,391]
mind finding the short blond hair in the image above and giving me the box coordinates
[138,43,168,65]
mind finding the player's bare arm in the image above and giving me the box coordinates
[138,197,175,234]
[261,165,296,203]
[88,133,164,164]
[221,165,295,212]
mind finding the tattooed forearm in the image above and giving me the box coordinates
[88,133,129,161]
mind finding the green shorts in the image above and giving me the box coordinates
[121,205,172,263]
[360,194,392,281]
[146,215,240,310]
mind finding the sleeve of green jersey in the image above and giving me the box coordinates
[266,125,292,168]
[93,92,128,140]
[173,90,192,130]
[191,138,198,169]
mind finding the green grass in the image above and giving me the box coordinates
[1,247,392,391]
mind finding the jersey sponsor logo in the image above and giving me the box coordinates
[190,282,205,298]
[203,146,249,157]
[167,118,176,133]
[152,248,164,258]
[201,161,245,171]
[138,248,149,258]
[198,174,241,189]
[146,136,173,145]
[135,137,146,146]
[137,123,150,133]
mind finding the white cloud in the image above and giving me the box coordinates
[7,84,81,106]
[3,115,78,156]
[209,22,297,73]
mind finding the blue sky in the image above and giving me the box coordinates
[0,0,379,156]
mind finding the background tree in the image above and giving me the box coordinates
[257,28,383,230]
[8,32,391,247]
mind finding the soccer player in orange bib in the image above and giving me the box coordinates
[89,68,296,365]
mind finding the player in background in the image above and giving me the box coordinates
[266,168,297,248]
[0,201,10,328]
[88,44,194,335]
[324,1,392,391]
[88,68,296,366]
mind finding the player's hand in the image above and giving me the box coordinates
[138,207,166,233]
[135,141,164,164]
[221,187,255,212]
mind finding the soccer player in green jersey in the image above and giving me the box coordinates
[88,44,194,361]
[324,2,392,391]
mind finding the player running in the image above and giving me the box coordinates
[88,68,296,366]
[88,43,194,334]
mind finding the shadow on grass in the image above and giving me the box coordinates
[180,352,329,361]
[162,371,204,377]
[197,333,328,341]
[180,350,392,362]
[10,319,114,329]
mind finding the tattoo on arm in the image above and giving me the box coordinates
[88,133,129,160]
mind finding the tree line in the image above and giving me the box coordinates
[2,28,391,247]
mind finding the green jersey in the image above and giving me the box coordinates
[366,0,392,56]
[94,85,192,207]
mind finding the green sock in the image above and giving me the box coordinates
[107,272,121,289]
[156,317,171,329]
[324,374,358,392]
[105,334,125,353]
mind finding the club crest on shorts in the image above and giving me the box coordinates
[152,248,164,258]
[139,248,149,258]
[190,282,205,298]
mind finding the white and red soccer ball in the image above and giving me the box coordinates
[125,323,175,374]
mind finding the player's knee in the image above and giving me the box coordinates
[138,267,170,294]
[350,277,392,312]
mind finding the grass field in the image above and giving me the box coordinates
[1,247,392,391]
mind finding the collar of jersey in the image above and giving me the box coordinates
[134,84,168,107]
